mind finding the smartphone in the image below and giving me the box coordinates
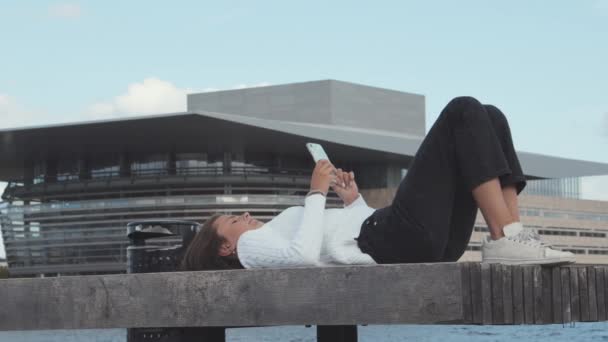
[306,143,330,163]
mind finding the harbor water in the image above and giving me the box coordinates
[1,322,607,342]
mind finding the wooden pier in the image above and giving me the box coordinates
[461,263,607,324]
[0,262,606,341]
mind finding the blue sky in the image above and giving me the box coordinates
[1,1,608,258]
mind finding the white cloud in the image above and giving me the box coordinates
[86,78,271,119]
[49,3,82,18]
[0,94,47,129]
[3,79,271,127]
[86,78,191,119]
[233,82,271,89]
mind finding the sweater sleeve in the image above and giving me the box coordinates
[237,193,326,268]
[344,193,369,209]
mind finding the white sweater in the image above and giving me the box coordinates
[236,193,377,268]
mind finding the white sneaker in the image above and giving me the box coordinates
[481,233,576,265]
[503,221,551,247]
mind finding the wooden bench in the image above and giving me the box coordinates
[0,262,607,341]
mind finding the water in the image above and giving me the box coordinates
[1,323,607,342]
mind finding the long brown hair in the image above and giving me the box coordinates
[180,213,244,271]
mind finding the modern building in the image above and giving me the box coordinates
[1,80,608,277]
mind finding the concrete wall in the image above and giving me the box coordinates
[187,80,426,136]
[329,80,425,136]
[188,81,332,125]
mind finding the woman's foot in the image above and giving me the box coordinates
[481,222,575,265]
[481,236,575,265]
[502,221,551,247]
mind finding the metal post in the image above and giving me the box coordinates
[317,325,358,342]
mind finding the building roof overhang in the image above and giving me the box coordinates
[1,111,608,181]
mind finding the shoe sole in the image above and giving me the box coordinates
[481,256,576,265]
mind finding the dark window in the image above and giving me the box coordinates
[580,232,606,238]
[538,229,576,236]
[562,249,586,255]
[91,154,120,179]
[57,159,79,182]
[588,250,608,255]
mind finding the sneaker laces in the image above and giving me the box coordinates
[506,233,542,247]
[512,228,551,247]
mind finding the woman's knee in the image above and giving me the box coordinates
[484,104,509,129]
[448,96,483,108]
[442,96,487,123]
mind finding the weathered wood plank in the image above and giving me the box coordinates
[512,265,524,325]
[533,266,543,324]
[2,263,607,333]
[481,263,493,325]
[570,267,580,322]
[522,266,535,324]
[502,265,513,324]
[579,267,590,321]
[552,267,562,324]
[470,263,483,324]
[588,266,598,321]
[596,266,606,321]
[491,264,504,324]
[0,263,464,331]
[541,267,552,325]
[460,263,473,324]
[561,268,571,324]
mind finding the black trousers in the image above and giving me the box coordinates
[356,96,527,264]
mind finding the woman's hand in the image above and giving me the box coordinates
[310,160,338,195]
[330,168,359,206]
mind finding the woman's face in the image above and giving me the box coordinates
[215,212,264,242]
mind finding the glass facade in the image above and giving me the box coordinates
[131,154,168,176]
[56,160,80,182]
[522,176,581,199]
[176,153,208,175]
[520,207,608,222]
[91,154,120,179]
[2,193,341,274]
[0,150,351,276]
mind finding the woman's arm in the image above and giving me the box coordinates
[237,161,337,268]
[237,194,327,268]
[344,193,369,209]
[284,193,327,264]
[290,160,337,263]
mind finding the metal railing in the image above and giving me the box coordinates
[11,166,312,185]
[3,166,314,201]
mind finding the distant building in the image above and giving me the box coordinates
[523,177,582,199]
[1,80,608,277]
[0,258,7,267]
